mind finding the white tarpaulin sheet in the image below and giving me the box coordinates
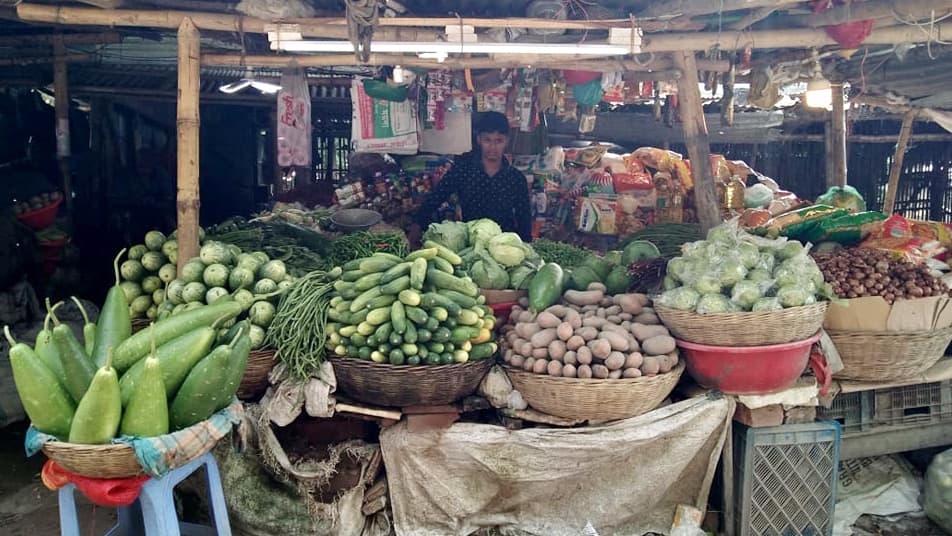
[380,395,735,536]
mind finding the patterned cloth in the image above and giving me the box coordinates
[26,400,243,478]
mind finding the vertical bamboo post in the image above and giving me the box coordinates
[824,122,835,187]
[721,60,736,127]
[53,36,73,219]
[830,83,847,187]
[673,50,720,233]
[176,18,201,272]
[882,110,917,215]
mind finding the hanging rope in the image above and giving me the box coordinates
[346,0,380,63]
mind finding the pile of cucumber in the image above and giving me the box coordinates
[327,244,498,366]
[6,270,250,443]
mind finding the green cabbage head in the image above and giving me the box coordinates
[471,254,510,289]
[467,218,503,247]
[488,232,529,267]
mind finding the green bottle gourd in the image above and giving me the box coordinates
[216,324,251,411]
[120,325,169,437]
[91,249,132,368]
[169,339,234,431]
[34,302,67,388]
[118,325,217,406]
[4,326,74,437]
[71,296,96,356]
[50,302,97,403]
[69,349,122,444]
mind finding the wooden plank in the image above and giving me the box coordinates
[882,110,917,215]
[790,0,952,27]
[830,83,847,187]
[729,7,777,30]
[175,18,200,273]
[335,402,402,421]
[722,420,735,536]
[53,37,73,219]
[673,50,720,234]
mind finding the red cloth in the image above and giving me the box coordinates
[813,0,874,49]
[42,460,151,507]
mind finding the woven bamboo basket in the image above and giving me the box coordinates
[828,326,952,381]
[237,349,276,400]
[131,318,150,334]
[655,302,829,347]
[329,356,493,407]
[42,442,143,479]
[505,362,684,421]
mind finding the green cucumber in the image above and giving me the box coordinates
[441,290,478,309]
[389,349,405,365]
[421,293,461,317]
[380,262,412,284]
[359,257,398,273]
[379,275,411,295]
[405,306,428,326]
[357,322,376,336]
[416,328,432,343]
[366,295,397,310]
[374,322,393,341]
[430,256,455,274]
[366,307,392,326]
[469,342,497,361]
[341,269,364,282]
[398,289,422,307]
[426,268,478,297]
[432,328,451,343]
[405,248,439,261]
[423,240,463,266]
[404,323,418,344]
[391,301,407,334]
[342,259,363,271]
[350,287,383,312]
[354,272,385,291]
[451,326,481,344]
[458,309,480,326]
[410,257,428,290]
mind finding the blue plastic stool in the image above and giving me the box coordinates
[58,452,232,536]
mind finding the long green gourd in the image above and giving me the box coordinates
[5,326,74,437]
[216,324,251,411]
[169,340,233,430]
[50,304,97,403]
[119,326,169,437]
[117,326,217,406]
[69,349,121,444]
[34,302,67,388]
[71,296,96,357]
[91,249,132,368]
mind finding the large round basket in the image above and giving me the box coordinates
[329,356,493,407]
[505,362,684,421]
[655,302,828,347]
[42,442,143,479]
[828,326,952,381]
[237,349,276,400]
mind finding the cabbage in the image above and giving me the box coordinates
[488,233,528,267]
[663,276,679,290]
[509,265,535,290]
[471,254,509,289]
[468,219,502,247]
[747,269,773,284]
[731,280,764,310]
[718,259,748,287]
[424,220,469,252]
[696,293,732,314]
[667,257,688,282]
[706,224,735,245]
[777,286,808,308]
[658,287,701,311]
[752,297,783,311]
[745,183,774,208]
[756,252,776,273]
[778,240,806,260]
[737,241,760,269]
[681,240,707,259]
[694,274,722,295]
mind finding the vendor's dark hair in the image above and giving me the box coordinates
[475,111,510,136]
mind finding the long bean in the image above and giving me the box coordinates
[266,268,339,380]
[326,231,408,268]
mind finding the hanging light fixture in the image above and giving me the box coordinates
[804,50,832,109]
[218,67,283,95]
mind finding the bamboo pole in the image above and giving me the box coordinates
[16,3,438,41]
[75,0,123,8]
[641,0,803,18]
[729,7,776,30]
[830,83,847,187]
[53,37,73,220]
[790,0,952,28]
[176,17,200,273]
[339,15,704,32]
[882,110,918,215]
[673,51,720,234]
[721,61,736,127]
[0,31,120,46]
[0,54,92,66]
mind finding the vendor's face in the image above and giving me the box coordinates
[477,132,508,164]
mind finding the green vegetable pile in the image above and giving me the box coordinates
[531,239,591,269]
[619,223,702,257]
[267,269,340,380]
[207,217,331,276]
[6,274,251,442]
[324,231,409,269]
[424,219,540,290]
[117,229,193,321]
[658,221,830,313]
[325,245,498,366]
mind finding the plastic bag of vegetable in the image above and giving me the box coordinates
[925,447,952,534]
[751,297,783,311]
[657,287,701,311]
[731,280,771,310]
[695,293,734,314]
[744,183,774,208]
[816,185,867,213]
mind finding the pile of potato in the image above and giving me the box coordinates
[500,284,679,379]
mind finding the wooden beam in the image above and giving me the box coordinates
[640,0,803,18]
[74,0,123,8]
[53,37,73,219]
[721,61,736,127]
[673,51,719,234]
[729,7,777,30]
[339,15,705,32]
[790,0,952,28]
[16,3,439,42]
[0,54,93,66]
[830,83,847,187]
[882,110,917,215]
[176,18,200,273]
[0,31,121,46]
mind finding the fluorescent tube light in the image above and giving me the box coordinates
[270,40,637,55]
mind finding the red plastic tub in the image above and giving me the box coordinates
[677,332,822,395]
[489,301,518,327]
[16,198,62,230]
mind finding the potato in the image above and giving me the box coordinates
[625,352,644,369]
[523,357,536,371]
[587,282,607,293]
[547,360,564,376]
[548,340,567,361]
[609,370,623,379]
[596,308,606,318]
[515,322,541,339]
[566,335,585,351]
[640,355,660,376]
[627,337,641,352]
[518,297,529,308]
[547,305,569,318]
[631,323,669,342]
[533,358,550,374]
[588,339,612,359]
[605,305,622,316]
[576,345,593,365]
[576,326,599,341]
[564,289,605,307]
[503,349,513,362]
[582,316,607,328]
[581,304,598,313]
[598,331,630,352]
[537,311,561,329]
[557,322,574,341]
[506,331,520,344]
[658,355,673,373]
[519,340,534,357]
[604,351,626,370]
[614,294,644,315]
[642,335,676,356]
[562,363,578,378]
[563,350,577,365]
[618,313,633,321]
[633,311,660,325]
[565,310,582,329]
[606,315,622,324]
[518,310,537,324]
[592,364,610,379]
[600,297,614,307]
[510,355,525,369]
[634,294,650,306]
[621,321,632,331]
[666,351,680,369]
[532,347,550,359]
[531,328,558,348]
[577,364,593,379]
[623,367,643,379]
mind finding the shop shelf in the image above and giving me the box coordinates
[733,421,841,536]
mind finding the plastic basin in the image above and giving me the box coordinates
[489,301,518,326]
[16,198,62,230]
[676,332,822,395]
[330,208,381,233]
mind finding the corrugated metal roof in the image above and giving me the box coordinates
[835,44,952,110]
